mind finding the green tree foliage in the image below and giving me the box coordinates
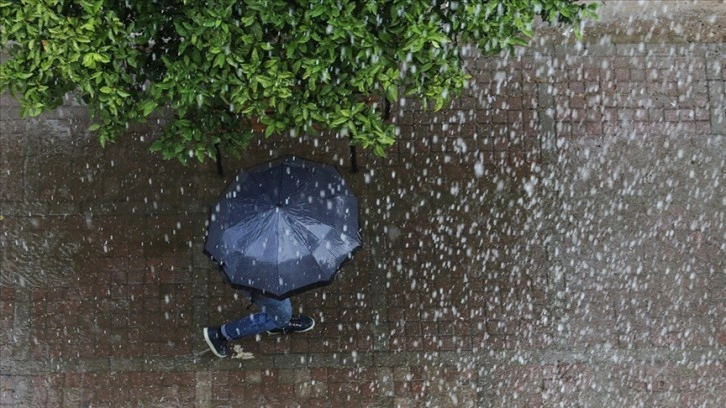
[0,0,597,163]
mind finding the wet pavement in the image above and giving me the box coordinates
[2,2,726,407]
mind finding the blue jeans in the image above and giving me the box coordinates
[220,292,292,341]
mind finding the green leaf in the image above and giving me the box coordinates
[195,148,206,162]
[331,116,348,127]
[385,85,398,102]
[82,54,96,68]
[264,121,275,137]
[213,53,225,68]
[140,100,158,116]
[309,6,325,18]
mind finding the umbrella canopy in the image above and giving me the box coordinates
[204,156,361,299]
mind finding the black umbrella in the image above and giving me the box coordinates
[204,156,362,299]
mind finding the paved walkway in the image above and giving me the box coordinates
[2,4,726,407]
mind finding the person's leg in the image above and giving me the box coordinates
[220,294,292,341]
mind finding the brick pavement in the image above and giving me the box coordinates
[2,3,726,407]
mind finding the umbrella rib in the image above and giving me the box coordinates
[322,225,360,248]
[279,162,350,207]
[284,210,360,278]
[277,164,286,206]
[244,174,276,207]
[278,212,332,275]
[278,164,313,206]
[276,161,329,205]
[223,208,275,260]
[287,195,359,241]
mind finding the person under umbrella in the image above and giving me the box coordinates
[202,157,361,358]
